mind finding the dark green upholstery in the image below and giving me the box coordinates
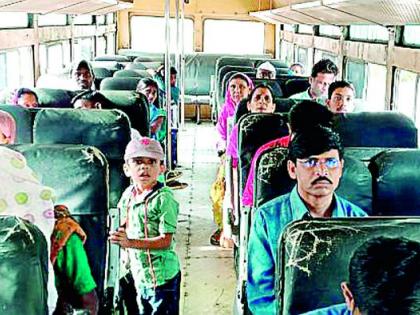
[278,218,420,315]
[12,144,109,299]
[32,109,131,207]
[333,112,418,148]
[0,105,33,143]
[101,90,150,137]
[282,77,310,98]
[254,147,373,213]
[253,79,283,97]
[92,61,124,71]
[100,77,141,91]
[33,88,78,108]
[370,149,420,216]
[95,55,131,62]
[0,216,48,315]
[93,67,114,78]
[238,113,289,193]
[113,69,151,78]
[125,63,148,70]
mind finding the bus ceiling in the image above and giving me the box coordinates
[251,0,420,25]
[0,0,133,15]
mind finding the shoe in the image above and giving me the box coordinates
[210,229,222,246]
[166,180,188,190]
[166,170,183,183]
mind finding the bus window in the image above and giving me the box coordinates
[107,33,116,55]
[0,12,28,28]
[96,36,107,56]
[203,19,264,54]
[314,49,338,65]
[319,25,341,38]
[280,40,294,65]
[297,24,313,34]
[395,69,417,120]
[295,46,313,75]
[107,13,115,24]
[74,37,94,62]
[346,60,366,99]
[350,25,388,42]
[130,16,194,53]
[40,42,69,75]
[73,15,93,25]
[403,25,420,47]
[96,15,106,25]
[365,63,387,111]
[38,14,67,26]
[0,47,33,89]
[283,24,294,32]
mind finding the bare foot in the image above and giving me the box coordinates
[219,231,234,248]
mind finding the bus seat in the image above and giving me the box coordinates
[33,88,78,108]
[113,69,151,78]
[253,79,284,98]
[12,144,109,300]
[254,59,288,69]
[333,112,418,148]
[95,55,131,63]
[282,78,310,98]
[0,105,33,143]
[276,68,291,76]
[0,215,48,315]
[254,147,373,213]
[100,77,141,91]
[278,218,420,315]
[275,98,300,113]
[33,109,131,208]
[370,149,420,216]
[125,62,148,70]
[101,90,150,137]
[140,61,163,70]
[238,113,289,193]
[91,61,125,71]
[93,67,115,90]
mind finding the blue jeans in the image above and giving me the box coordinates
[139,272,181,315]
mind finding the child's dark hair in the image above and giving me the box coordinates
[71,90,108,107]
[287,125,343,162]
[311,59,338,78]
[328,80,355,99]
[288,100,333,133]
[349,237,420,314]
[136,78,160,107]
[16,88,38,103]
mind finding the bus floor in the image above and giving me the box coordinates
[172,121,236,315]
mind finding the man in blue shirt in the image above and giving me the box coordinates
[247,126,367,315]
[301,237,420,315]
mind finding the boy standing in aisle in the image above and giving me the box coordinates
[110,137,181,315]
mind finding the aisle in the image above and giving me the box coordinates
[172,122,236,315]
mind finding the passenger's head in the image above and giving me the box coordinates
[0,110,16,144]
[136,78,159,105]
[228,73,253,106]
[287,126,343,203]
[326,81,355,113]
[123,137,165,189]
[309,59,338,99]
[157,65,177,87]
[256,61,276,80]
[16,88,38,108]
[288,100,333,135]
[246,84,275,114]
[72,60,95,90]
[290,62,305,76]
[72,91,106,109]
[341,237,420,315]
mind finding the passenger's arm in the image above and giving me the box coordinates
[150,116,164,134]
[247,210,277,315]
[110,228,173,250]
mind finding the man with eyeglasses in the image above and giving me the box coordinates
[247,126,367,315]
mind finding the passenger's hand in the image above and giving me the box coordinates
[109,227,131,248]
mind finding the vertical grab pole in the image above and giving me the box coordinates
[180,0,186,128]
[165,0,172,171]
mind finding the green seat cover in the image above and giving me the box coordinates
[0,105,33,143]
[100,77,141,91]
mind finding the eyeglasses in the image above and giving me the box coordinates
[298,157,340,169]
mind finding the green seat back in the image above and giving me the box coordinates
[33,88,78,108]
[0,105,33,143]
[100,77,141,91]
[113,69,151,78]
[33,109,131,207]
[0,215,48,315]
[125,63,148,70]
[95,55,131,62]
[278,218,420,314]
[12,144,108,299]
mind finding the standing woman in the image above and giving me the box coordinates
[211,73,253,246]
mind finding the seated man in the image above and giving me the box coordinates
[14,88,39,108]
[326,81,356,113]
[256,61,276,80]
[289,62,305,76]
[290,59,338,104]
[247,126,367,314]
[72,60,95,90]
[302,237,420,315]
